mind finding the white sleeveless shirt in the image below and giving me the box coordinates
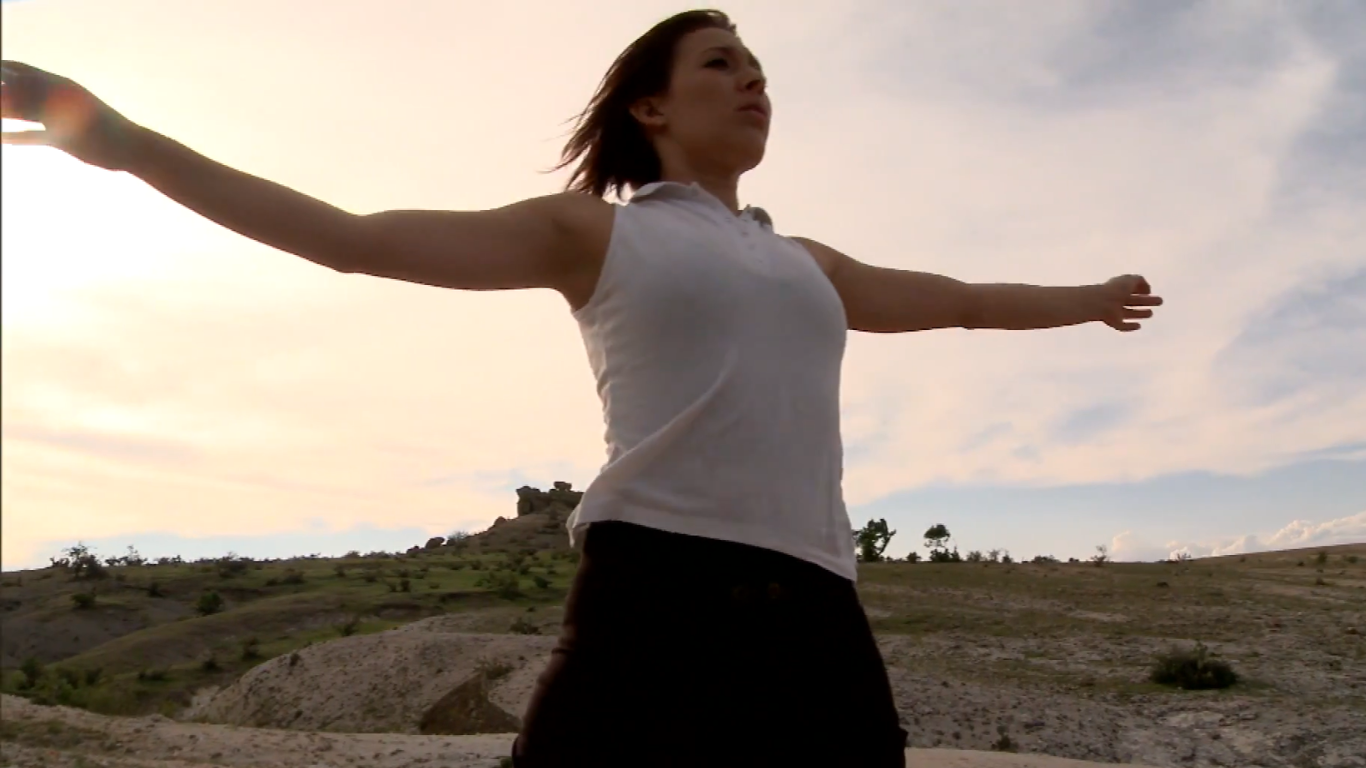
[566,181,857,580]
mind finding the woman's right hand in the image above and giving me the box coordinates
[2,60,141,171]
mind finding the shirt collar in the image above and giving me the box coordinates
[630,181,774,230]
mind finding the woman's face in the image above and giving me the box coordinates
[638,27,771,175]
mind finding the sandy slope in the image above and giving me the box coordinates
[0,694,1162,768]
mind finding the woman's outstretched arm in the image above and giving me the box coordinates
[2,60,611,302]
[794,236,1164,333]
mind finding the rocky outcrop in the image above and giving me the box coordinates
[514,482,582,518]
[189,620,556,734]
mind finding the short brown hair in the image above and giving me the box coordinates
[554,10,736,199]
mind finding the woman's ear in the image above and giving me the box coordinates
[629,97,666,131]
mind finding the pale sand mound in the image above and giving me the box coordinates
[1,693,1163,768]
[191,621,556,734]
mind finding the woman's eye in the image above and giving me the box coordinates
[705,58,729,69]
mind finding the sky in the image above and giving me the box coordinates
[2,0,1363,570]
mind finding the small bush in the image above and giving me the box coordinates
[196,591,224,616]
[137,668,169,682]
[83,667,103,686]
[509,617,540,635]
[1315,550,1329,566]
[532,575,550,590]
[1150,642,1238,690]
[217,554,250,579]
[1347,555,1360,565]
[476,571,523,600]
[280,569,306,586]
[70,592,97,610]
[240,637,262,661]
[334,565,347,578]
[200,655,221,673]
[337,616,361,637]
[19,658,44,690]
[146,580,165,598]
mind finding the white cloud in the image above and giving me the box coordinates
[1114,511,1366,562]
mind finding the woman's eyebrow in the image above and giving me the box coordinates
[702,44,763,71]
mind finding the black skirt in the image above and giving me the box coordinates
[511,520,908,767]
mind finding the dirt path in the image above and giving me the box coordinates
[1,694,1162,768]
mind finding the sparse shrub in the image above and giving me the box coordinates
[1347,555,1360,565]
[196,590,224,616]
[965,550,984,563]
[476,571,523,600]
[399,578,411,593]
[509,617,540,635]
[470,560,485,571]
[1000,552,1014,565]
[280,569,306,585]
[55,543,109,581]
[216,553,251,579]
[70,592,97,610]
[363,572,378,583]
[1315,550,1329,566]
[137,668,169,682]
[334,565,347,578]
[533,575,550,590]
[83,667,103,686]
[928,548,962,563]
[344,550,361,559]
[1150,642,1238,690]
[146,580,165,597]
[337,616,361,637]
[991,726,1016,752]
[479,660,514,681]
[19,658,44,690]
[241,637,262,661]
[1031,555,1059,564]
[201,655,221,673]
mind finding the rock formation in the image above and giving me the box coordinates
[514,482,582,518]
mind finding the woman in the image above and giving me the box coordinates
[2,9,1162,767]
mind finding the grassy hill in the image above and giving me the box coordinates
[2,503,1362,725]
[0,514,579,717]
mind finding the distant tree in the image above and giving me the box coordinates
[923,524,960,562]
[904,551,921,564]
[987,548,1003,564]
[1000,551,1014,564]
[965,550,984,563]
[923,524,951,552]
[1090,544,1110,567]
[853,519,897,563]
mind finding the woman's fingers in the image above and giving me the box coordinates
[1120,292,1163,304]
[1123,308,1153,320]
[1,129,49,145]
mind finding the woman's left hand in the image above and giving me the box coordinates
[1095,274,1163,331]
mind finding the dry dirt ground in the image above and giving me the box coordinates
[1,693,1167,768]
